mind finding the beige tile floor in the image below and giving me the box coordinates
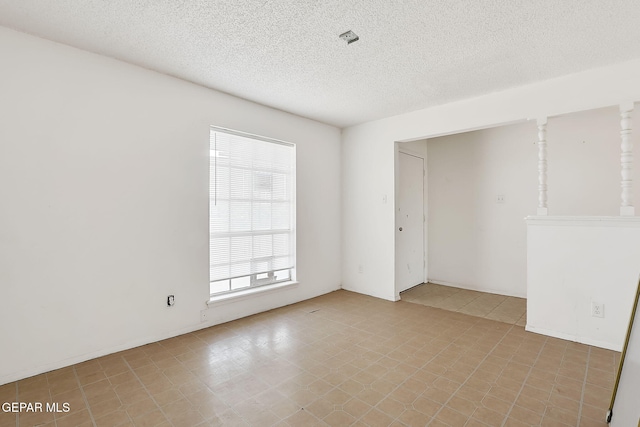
[0,290,617,427]
[401,283,527,327]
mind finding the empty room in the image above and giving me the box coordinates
[2,1,640,427]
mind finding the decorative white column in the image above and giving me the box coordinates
[537,117,548,215]
[620,102,635,216]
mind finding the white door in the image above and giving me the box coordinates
[396,152,425,293]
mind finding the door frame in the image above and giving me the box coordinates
[394,141,428,299]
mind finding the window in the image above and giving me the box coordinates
[209,127,295,296]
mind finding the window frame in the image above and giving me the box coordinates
[208,126,296,298]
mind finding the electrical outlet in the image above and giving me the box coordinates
[592,301,604,318]
[167,295,175,307]
[200,309,208,323]
[496,194,505,203]
[358,264,363,274]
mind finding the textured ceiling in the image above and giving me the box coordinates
[2,0,640,128]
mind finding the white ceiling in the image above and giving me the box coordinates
[2,0,640,128]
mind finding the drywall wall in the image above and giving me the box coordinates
[427,123,535,297]
[342,129,396,300]
[342,58,640,302]
[545,107,640,216]
[0,26,341,385]
[527,217,640,350]
[426,107,640,298]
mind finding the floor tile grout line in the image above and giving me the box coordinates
[121,356,176,427]
[370,316,512,426]
[402,283,526,326]
[14,382,18,427]
[456,295,504,317]
[273,351,355,425]
[188,315,351,425]
[278,338,395,425]
[432,287,467,310]
[162,337,259,424]
[14,291,615,427]
[169,332,271,424]
[499,335,549,427]
[72,366,97,427]
[45,372,56,427]
[424,323,520,426]
[47,369,58,427]
[575,347,591,426]
[335,338,453,424]
[362,326,474,426]
[188,337,306,425]
[483,298,520,321]
[555,342,591,426]
[255,311,479,425]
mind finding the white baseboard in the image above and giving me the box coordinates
[340,285,397,302]
[525,325,621,352]
[0,322,216,386]
[0,285,340,386]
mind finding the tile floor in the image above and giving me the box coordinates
[0,290,618,427]
[401,283,527,327]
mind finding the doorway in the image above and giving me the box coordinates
[396,147,426,294]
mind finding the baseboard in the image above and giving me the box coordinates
[428,279,526,299]
[340,285,397,302]
[0,322,215,386]
[0,284,341,386]
[525,325,621,351]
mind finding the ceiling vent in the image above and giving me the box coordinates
[339,30,359,44]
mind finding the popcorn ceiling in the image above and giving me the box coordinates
[1,0,640,127]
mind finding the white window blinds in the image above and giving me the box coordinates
[209,128,295,295]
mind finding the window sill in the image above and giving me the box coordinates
[207,281,299,307]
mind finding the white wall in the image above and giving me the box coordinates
[427,123,535,297]
[341,128,397,300]
[546,108,640,216]
[0,26,341,385]
[426,107,640,298]
[527,217,640,350]
[342,58,640,302]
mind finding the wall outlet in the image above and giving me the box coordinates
[496,194,505,203]
[358,264,363,274]
[200,309,208,323]
[167,295,175,307]
[592,301,604,318]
